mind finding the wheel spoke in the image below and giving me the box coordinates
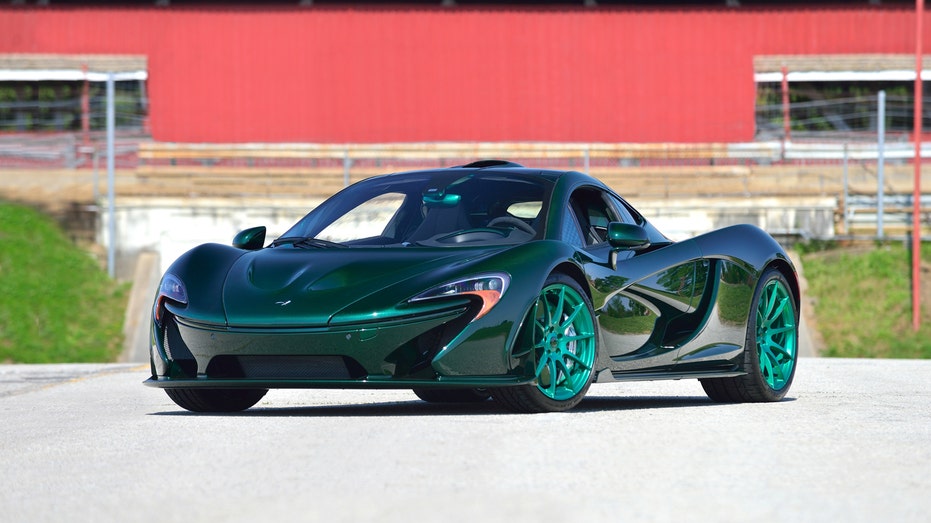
[558,361,580,391]
[760,351,775,380]
[560,303,583,331]
[766,340,793,360]
[563,332,594,344]
[554,287,566,326]
[555,358,572,381]
[764,286,778,319]
[561,348,592,369]
[767,296,788,324]
[768,325,795,335]
[761,344,779,365]
[769,359,787,381]
[534,354,549,378]
[547,359,559,397]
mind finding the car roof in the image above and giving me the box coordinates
[380,160,600,187]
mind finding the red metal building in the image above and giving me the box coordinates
[0,3,927,143]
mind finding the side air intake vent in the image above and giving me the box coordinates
[460,160,524,169]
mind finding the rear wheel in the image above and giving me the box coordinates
[164,388,268,412]
[700,268,798,402]
[412,388,491,403]
[492,274,597,413]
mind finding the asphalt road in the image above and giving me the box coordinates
[1,358,929,523]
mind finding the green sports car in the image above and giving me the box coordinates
[145,160,800,413]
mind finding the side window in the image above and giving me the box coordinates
[561,210,586,248]
[607,194,640,225]
[568,187,618,246]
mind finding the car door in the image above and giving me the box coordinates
[566,187,703,371]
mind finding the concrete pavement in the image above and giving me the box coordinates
[0,358,928,522]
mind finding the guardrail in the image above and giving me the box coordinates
[6,137,931,240]
[129,141,926,201]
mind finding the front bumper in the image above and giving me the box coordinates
[147,303,531,389]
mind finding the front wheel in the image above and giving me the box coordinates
[165,388,268,412]
[491,274,597,413]
[700,268,798,403]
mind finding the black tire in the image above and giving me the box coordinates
[412,388,491,403]
[491,274,597,413]
[700,268,799,403]
[164,388,268,412]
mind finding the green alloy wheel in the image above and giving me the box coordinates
[701,268,798,402]
[492,274,597,413]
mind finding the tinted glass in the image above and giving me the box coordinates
[280,171,552,247]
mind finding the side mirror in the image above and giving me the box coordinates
[608,222,651,251]
[232,226,266,250]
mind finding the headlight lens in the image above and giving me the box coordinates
[412,273,509,320]
[154,273,188,324]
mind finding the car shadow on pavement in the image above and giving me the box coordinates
[149,395,723,417]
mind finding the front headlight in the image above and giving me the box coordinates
[411,273,510,321]
[153,273,189,324]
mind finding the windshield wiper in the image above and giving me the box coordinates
[271,236,347,249]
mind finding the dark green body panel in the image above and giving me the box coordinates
[146,166,797,392]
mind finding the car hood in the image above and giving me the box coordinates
[221,246,503,327]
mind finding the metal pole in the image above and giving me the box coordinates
[343,148,351,187]
[878,90,886,239]
[106,73,116,279]
[781,64,791,158]
[92,148,99,202]
[584,146,590,175]
[843,143,849,235]
[913,0,924,332]
[81,64,90,147]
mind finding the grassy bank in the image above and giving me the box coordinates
[801,241,931,358]
[0,202,128,363]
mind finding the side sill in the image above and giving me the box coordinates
[608,370,746,382]
[143,375,531,390]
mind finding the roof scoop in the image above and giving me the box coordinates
[459,160,524,169]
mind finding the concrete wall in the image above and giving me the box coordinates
[100,196,837,278]
[638,197,837,242]
[102,197,320,276]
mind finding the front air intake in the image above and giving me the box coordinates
[205,355,366,379]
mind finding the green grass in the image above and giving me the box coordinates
[801,241,931,358]
[0,202,128,363]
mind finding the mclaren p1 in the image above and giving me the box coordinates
[145,160,799,413]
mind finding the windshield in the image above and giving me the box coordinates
[278,171,552,247]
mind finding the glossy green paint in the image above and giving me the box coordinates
[756,278,797,390]
[673,258,757,370]
[219,246,490,327]
[232,226,267,250]
[147,164,800,411]
[175,308,462,377]
[607,222,651,250]
[584,238,704,366]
